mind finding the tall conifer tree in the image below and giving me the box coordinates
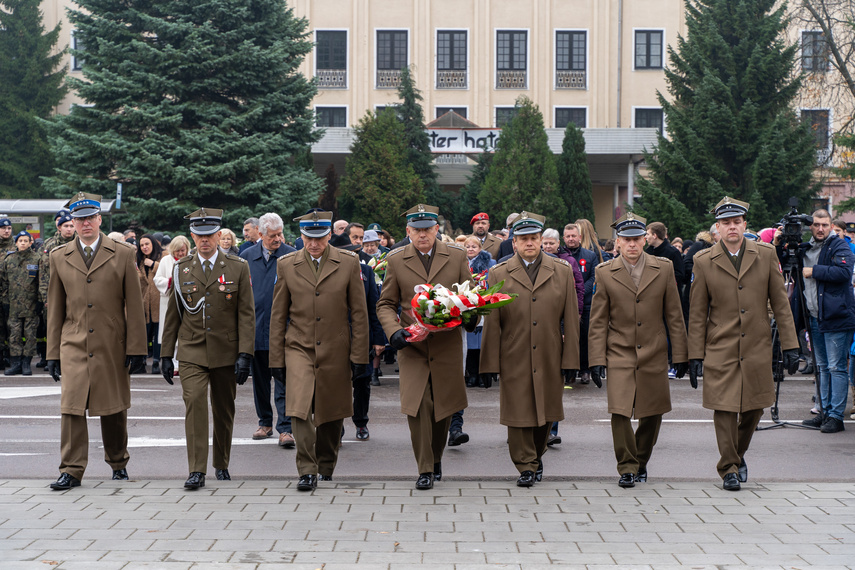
[43,0,322,231]
[635,0,818,237]
[0,0,67,198]
[556,123,595,224]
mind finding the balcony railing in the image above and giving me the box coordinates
[376,69,402,89]
[436,70,467,89]
[317,69,347,89]
[496,70,527,89]
[556,70,586,90]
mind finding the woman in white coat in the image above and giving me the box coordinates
[153,236,190,368]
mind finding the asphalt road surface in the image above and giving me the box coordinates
[1,364,852,484]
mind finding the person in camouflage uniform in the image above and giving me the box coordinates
[2,231,41,375]
[39,211,75,305]
[0,217,14,367]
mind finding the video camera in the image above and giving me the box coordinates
[778,197,812,273]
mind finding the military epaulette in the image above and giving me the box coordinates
[386,247,405,258]
[755,241,774,251]
[553,257,570,267]
[116,240,136,250]
[282,251,299,259]
[655,256,671,263]
[177,255,193,265]
[596,259,614,270]
[447,243,464,251]
[224,252,246,263]
[695,248,713,259]
[493,259,510,270]
[340,249,357,257]
[52,242,69,253]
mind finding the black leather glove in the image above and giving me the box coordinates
[271,368,285,383]
[689,359,703,389]
[673,362,689,379]
[351,363,369,379]
[480,373,497,388]
[783,348,800,375]
[588,366,604,388]
[389,328,412,350]
[126,355,146,373]
[161,358,174,385]
[234,353,252,385]
[46,360,61,382]
[461,310,479,332]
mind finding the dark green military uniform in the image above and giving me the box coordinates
[1,247,41,357]
[40,233,75,305]
[0,228,14,362]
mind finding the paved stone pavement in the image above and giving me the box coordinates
[1,478,854,569]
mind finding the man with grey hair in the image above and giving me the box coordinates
[709,223,721,243]
[241,213,297,447]
[239,217,261,253]
[333,219,349,236]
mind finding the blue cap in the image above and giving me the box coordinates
[57,213,73,226]
[293,210,333,237]
[66,192,102,218]
[14,230,31,242]
[54,209,71,221]
[0,218,10,228]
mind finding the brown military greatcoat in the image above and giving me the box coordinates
[377,240,473,420]
[479,253,580,427]
[480,233,502,260]
[268,246,369,424]
[47,234,147,416]
[589,253,688,418]
[689,240,798,412]
[161,250,255,368]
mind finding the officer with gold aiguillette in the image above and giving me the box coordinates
[160,208,255,490]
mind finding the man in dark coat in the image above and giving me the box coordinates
[645,221,685,285]
[561,223,598,383]
[241,213,296,448]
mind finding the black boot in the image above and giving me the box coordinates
[151,361,160,375]
[35,357,47,368]
[5,356,22,376]
[370,369,380,386]
[21,357,32,376]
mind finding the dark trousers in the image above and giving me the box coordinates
[251,350,290,433]
[507,424,550,473]
[579,306,591,370]
[60,411,129,480]
[713,408,763,479]
[611,414,662,475]
[145,322,160,362]
[407,379,451,474]
[465,349,480,377]
[450,409,464,433]
[352,361,372,428]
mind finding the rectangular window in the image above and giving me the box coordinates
[802,109,831,149]
[316,31,347,88]
[555,108,587,129]
[496,107,518,128]
[802,31,828,72]
[71,30,85,71]
[635,108,664,134]
[316,107,347,128]
[497,30,527,88]
[555,30,587,89]
[436,107,467,119]
[635,30,663,69]
[377,30,407,88]
[437,30,467,89]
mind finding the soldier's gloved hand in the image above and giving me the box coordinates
[271,368,285,383]
[782,349,800,375]
[689,359,703,389]
[461,310,479,332]
[46,360,61,382]
[673,362,689,379]
[126,355,146,373]
[161,359,175,385]
[588,366,604,388]
[479,373,497,388]
[234,353,252,385]
[351,363,369,379]
[389,329,412,350]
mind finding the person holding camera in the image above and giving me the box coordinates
[689,197,799,491]
[789,210,855,434]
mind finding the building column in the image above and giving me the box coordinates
[627,161,635,207]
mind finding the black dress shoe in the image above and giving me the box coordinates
[447,430,469,446]
[318,474,332,481]
[433,462,442,482]
[415,473,434,490]
[112,468,129,480]
[517,471,535,487]
[802,415,824,428]
[297,474,317,491]
[618,473,636,488]
[723,472,741,491]
[635,466,647,483]
[737,458,747,483]
[215,469,230,481]
[184,472,205,489]
[535,460,543,482]
[356,426,369,440]
[50,473,80,490]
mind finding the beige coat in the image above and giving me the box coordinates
[588,254,688,418]
[268,246,369,424]
[377,240,473,420]
[161,250,255,368]
[47,234,147,416]
[689,240,798,412]
[138,260,160,323]
[479,253,580,427]
[481,233,502,260]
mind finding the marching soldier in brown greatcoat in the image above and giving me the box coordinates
[480,212,580,487]
[689,197,800,491]
[269,211,369,491]
[589,213,688,488]
[161,208,255,490]
[377,204,475,490]
[46,193,147,490]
